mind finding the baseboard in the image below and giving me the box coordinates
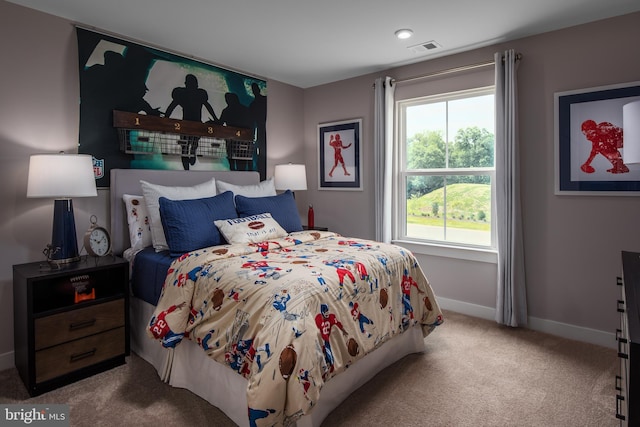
[0,350,14,372]
[436,297,616,350]
[437,297,496,321]
[527,316,615,350]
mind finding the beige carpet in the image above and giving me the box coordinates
[0,310,618,426]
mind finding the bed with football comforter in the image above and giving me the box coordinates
[148,229,442,426]
[109,168,443,427]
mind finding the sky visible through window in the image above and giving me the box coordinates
[406,94,495,142]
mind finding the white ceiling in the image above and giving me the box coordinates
[7,0,640,88]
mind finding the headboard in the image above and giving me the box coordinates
[110,169,260,255]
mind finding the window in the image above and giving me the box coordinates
[395,87,495,251]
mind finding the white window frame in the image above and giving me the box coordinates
[392,86,498,264]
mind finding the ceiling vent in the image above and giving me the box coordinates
[408,40,442,54]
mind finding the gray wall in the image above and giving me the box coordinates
[304,12,640,339]
[1,0,639,367]
[0,1,306,367]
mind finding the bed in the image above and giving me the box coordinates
[110,168,443,427]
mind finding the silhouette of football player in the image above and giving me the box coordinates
[165,74,218,170]
[249,83,267,177]
[220,92,254,171]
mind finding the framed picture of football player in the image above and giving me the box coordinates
[318,119,362,191]
[555,81,640,195]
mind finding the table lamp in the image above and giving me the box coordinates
[274,163,307,196]
[623,100,640,165]
[274,163,314,227]
[27,153,97,265]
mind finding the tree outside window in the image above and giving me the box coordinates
[398,88,495,248]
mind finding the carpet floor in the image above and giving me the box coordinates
[0,310,618,426]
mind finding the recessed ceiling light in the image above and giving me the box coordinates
[395,29,413,40]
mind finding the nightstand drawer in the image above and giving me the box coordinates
[35,299,125,350]
[35,326,125,383]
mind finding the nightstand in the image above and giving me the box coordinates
[13,256,130,396]
[303,225,329,231]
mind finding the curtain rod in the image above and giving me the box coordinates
[391,53,522,86]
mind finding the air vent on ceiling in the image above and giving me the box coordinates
[408,40,442,54]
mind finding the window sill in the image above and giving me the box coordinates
[392,239,498,264]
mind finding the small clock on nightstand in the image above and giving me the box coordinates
[83,215,112,257]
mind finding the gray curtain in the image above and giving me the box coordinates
[374,76,395,243]
[495,50,527,327]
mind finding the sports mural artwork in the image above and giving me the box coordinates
[76,28,267,187]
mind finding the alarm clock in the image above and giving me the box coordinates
[84,215,112,257]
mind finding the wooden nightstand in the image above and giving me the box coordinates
[13,256,130,396]
[303,225,329,231]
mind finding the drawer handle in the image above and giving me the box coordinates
[616,329,628,344]
[618,350,629,360]
[69,319,96,331]
[617,276,623,286]
[69,348,97,363]
[617,300,625,313]
[616,394,626,420]
[616,375,622,391]
[618,336,629,359]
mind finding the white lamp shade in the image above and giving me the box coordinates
[623,100,640,165]
[27,153,98,198]
[274,163,307,191]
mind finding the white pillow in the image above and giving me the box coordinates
[216,177,276,197]
[215,213,287,244]
[122,194,152,251]
[140,178,217,251]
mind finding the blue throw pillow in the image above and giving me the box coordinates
[235,190,303,233]
[159,191,237,257]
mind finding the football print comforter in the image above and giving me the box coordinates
[148,230,443,426]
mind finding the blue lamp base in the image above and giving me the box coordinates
[48,199,80,265]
